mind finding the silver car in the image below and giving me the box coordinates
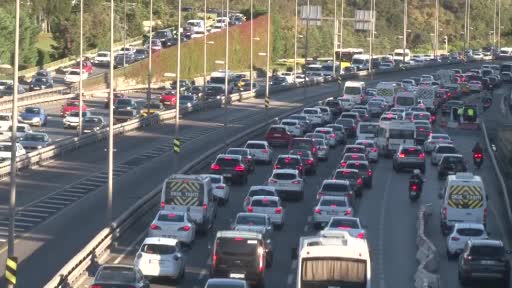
[243,186,278,211]
[431,144,458,165]
[247,196,285,229]
[312,139,329,161]
[201,174,231,205]
[323,216,366,239]
[312,196,353,229]
[325,124,346,144]
[231,212,273,238]
[19,132,51,151]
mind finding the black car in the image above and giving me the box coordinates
[190,85,205,98]
[438,154,467,180]
[114,98,138,111]
[181,26,194,40]
[82,116,106,133]
[133,48,149,61]
[345,161,373,188]
[29,76,53,91]
[205,85,224,99]
[273,155,304,175]
[114,53,136,68]
[154,29,176,47]
[289,149,316,175]
[458,239,511,287]
[210,154,249,184]
[91,264,149,288]
[324,99,343,117]
[226,148,256,173]
[415,124,432,145]
[211,231,272,287]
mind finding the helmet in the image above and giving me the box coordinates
[413,169,421,175]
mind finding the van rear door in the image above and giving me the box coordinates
[446,184,485,224]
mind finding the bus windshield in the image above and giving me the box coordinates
[396,97,415,106]
[389,129,414,139]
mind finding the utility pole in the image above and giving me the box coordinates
[123,0,127,67]
[250,0,254,92]
[264,0,271,111]
[203,0,207,91]
[403,0,407,63]
[175,0,182,171]
[498,0,501,50]
[304,0,311,80]
[340,0,344,52]
[224,0,229,144]
[107,0,114,226]
[434,0,439,59]
[369,0,375,75]
[463,0,468,58]
[293,0,298,85]
[467,0,471,50]
[78,0,84,136]
[146,0,153,115]
[7,1,20,287]
[332,0,337,77]
[493,0,496,47]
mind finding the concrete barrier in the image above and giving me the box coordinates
[414,204,441,288]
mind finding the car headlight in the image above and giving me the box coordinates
[32,117,40,122]
[37,145,42,149]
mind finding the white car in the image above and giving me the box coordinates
[1,124,33,141]
[312,196,353,230]
[446,223,488,257]
[201,174,230,205]
[339,98,355,111]
[134,237,185,280]
[315,106,333,123]
[424,134,453,152]
[323,216,366,239]
[92,51,111,65]
[0,142,25,162]
[468,81,482,92]
[118,46,136,54]
[148,211,196,244]
[312,139,329,160]
[63,111,92,129]
[314,127,336,147]
[231,212,273,238]
[244,140,273,164]
[243,186,278,211]
[302,108,323,126]
[64,68,88,83]
[267,169,304,200]
[247,196,285,228]
[325,124,346,144]
[280,119,303,137]
[431,144,458,165]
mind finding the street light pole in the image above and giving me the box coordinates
[175,0,182,172]
[403,0,407,63]
[123,0,127,67]
[467,0,471,49]
[203,0,207,92]
[332,0,337,77]
[79,0,84,136]
[224,0,229,144]
[340,0,344,51]
[146,0,153,115]
[434,0,439,59]
[265,0,271,111]
[7,1,20,286]
[498,0,501,50]
[369,0,375,75]
[250,0,254,93]
[107,0,114,226]
[293,0,297,85]
[493,0,496,47]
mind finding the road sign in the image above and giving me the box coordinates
[300,5,322,26]
[355,10,375,31]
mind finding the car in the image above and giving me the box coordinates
[458,239,511,286]
[342,144,367,157]
[29,76,53,91]
[312,196,353,229]
[225,148,255,172]
[63,111,91,128]
[355,140,378,162]
[244,140,273,164]
[273,155,304,176]
[247,196,285,228]
[134,237,186,280]
[438,154,467,180]
[468,80,483,92]
[153,29,176,47]
[145,38,163,52]
[148,210,196,244]
[344,160,373,188]
[325,124,346,144]
[190,85,205,98]
[64,68,88,83]
[304,132,327,142]
[442,100,464,115]
[280,119,303,137]
[403,111,414,121]
[19,106,47,126]
[210,231,272,287]
[380,113,398,122]
[114,98,138,111]
[200,174,231,205]
[340,112,361,125]
[205,278,249,288]
[431,144,458,165]
[323,216,366,239]
[331,168,364,197]
[61,100,87,117]
[302,107,323,126]
[367,100,387,117]
[339,97,355,111]
[91,264,150,288]
[316,180,354,202]
[424,134,453,152]
[243,186,278,211]
[210,154,249,184]
[82,116,106,133]
[231,212,273,239]
[288,114,313,132]
[351,108,370,122]
[393,145,426,173]
[335,118,356,137]
[314,127,337,147]
[159,91,178,106]
[415,124,432,145]
[312,139,329,161]
[133,48,149,61]
[19,132,51,151]
[446,223,488,258]
[324,99,343,117]
[288,138,318,160]
[316,106,333,123]
[267,169,304,200]
[289,149,316,175]
[92,51,111,66]
[339,153,367,168]
[411,112,432,123]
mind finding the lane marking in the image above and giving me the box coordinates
[15,216,41,221]
[37,203,64,208]
[44,199,71,205]
[25,207,56,212]
[51,195,79,201]
[18,211,48,217]
[59,192,84,197]
[112,231,146,264]
[0,221,32,227]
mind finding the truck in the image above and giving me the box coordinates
[415,86,436,112]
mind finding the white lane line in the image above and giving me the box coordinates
[113,232,146,264]
[0,220,32,227]
[59,192,84,197]
[37,203,64,208]
[82,179,106,185]
[26,207,56,212]
[44,199,72,205]
[15,216,41,221]
[52,195,79,201]
[65,187,89,192]
[19,211,48,217]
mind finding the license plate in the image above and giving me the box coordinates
[230,273,245,279]
[273,134,281,136]
[223,174,231,178]
[410,191,416,196]
[327,211,337,215]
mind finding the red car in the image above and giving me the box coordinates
[71,60,93,74]
[159,91,177,106]
[61,100,87,116]
[265,125,292,146]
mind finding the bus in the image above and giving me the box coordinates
[293,230,371,288]
[335,48,364,62]
[393,49,411,62]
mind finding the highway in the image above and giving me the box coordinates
[0,62,489,288]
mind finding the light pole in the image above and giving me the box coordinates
[264,0,271,111]
[203,0,207,91]
[107,0,114,226]
[434,0,439,59]
[368,0,375,75]
[7,1,20,287]
[403,0,407,63]
[294,0,298,85]
[146,0,153,115]
[498,0,501,50]
[444,35,448,52]
[332,0,337,77]
[493,0,497,47]
[123,0,127,67]
[250,0,254,92]
[223,0,230,145]
[78,0,84,136]
[175,0,182,171]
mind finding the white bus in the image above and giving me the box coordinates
[293,230,371,288]
[393,48,411,62]
[499,47,512,56]
[375,120,416,156]
[351,54,370,71]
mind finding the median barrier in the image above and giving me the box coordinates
[414,204,441,288]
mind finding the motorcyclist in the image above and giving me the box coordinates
[409,169,424,186]
[472,142,484,155]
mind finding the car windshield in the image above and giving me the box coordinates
[272,173,296,180]
[441,156,463,164]
[216,238,258,257]
[321,183,349,192]
[249,189,275,197]
[216,158,239,167]
[433,135,450,140]
[251,198,278,207]
[389,129,414,139]
[346,162,368,171]
[69,111,87,117]
[157,212,185,222]
[181,95,195,101]
[226,149,246,156]
[320,198,347,207]
[24,108,40,114]
[22,134,45,142]
[359,124,378,134]
[436,146,457,154]
[456,228,485,237]
[116,99,132,105]
[236,214,266,226]
[66,102,79,107]
[96,266,136,283]
[140,243,177,255]
[245,143,265,149]
[329,218,358,229]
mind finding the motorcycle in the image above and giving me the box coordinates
[483,100,492,111]
[409,179,422,201]
[473,153,483,169]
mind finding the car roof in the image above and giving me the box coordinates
[346,160,369,165]
[206,278,248,285]
[246,140,268,145]
[355,140,375,144]
[277,154,301,159]
[142,237,179,246]
[319,195,349,201]
[469,239,504,247]
[335,168,359,173]
[453,223,485,229]
[435,143,455,148]
[249,185,276,191]
[440,154,463,158]
[345,145,365,149]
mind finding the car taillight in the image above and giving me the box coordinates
[275,207,282,214]
[341,162,347,167]
[357,178,363,185]
[419,153,425,159]
[451,236,460,241]
[330,134,336,139]
[235,165,246,171]
[344,209,352,216]
[203,203,208,210]
[216,185,225,189]
[262,149,269,154]
[248,206,254,212]
[291,180,301,184]
[314,208,321,214]
[357,232,365,239]
[150,224,161,230]
[160,202,165,208]
[352,125,356,131]
[258,250,264,273]
[368,170,373,176]
[211,163,221,170]
[442,207,447,220]
[463,255,472,264]
[179,225,191,232]
[212,253,217,269]
[274,165,279,169]
[307,159,313,165]
[372,147,377,152]
[312,147,317,153]
[91,285,103,288]
[399,153,406,158]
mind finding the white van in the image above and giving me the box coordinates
[375,82,403,106]
[351,54,370,71]
[439,173,487,235]
[393,48,411,62]
[343,81,366,104]
[499,47,512,56]
[357,122,379,140]
[186,20,205,33]
[375,120,415,156]
[160,174,216,233]
[394,91,416,110]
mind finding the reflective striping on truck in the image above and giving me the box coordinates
[448,185,483,209]
[165,180,204,206]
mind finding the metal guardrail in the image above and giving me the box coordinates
[42,60,470,287]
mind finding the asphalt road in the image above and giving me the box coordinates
[0,62,487,288]
[79,83,511,288]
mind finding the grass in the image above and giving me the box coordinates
[35,33,56,53]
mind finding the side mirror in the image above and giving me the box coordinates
[291,247,298,260]
[438,192,443,199]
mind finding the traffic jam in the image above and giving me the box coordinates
[89,64,511,288]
